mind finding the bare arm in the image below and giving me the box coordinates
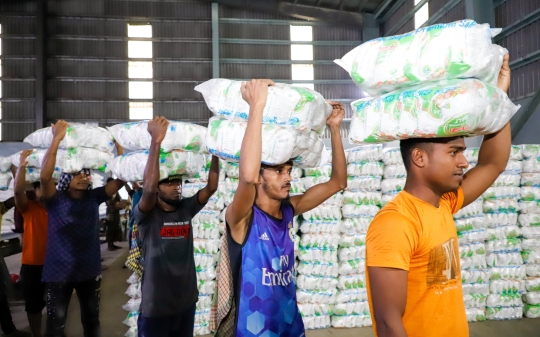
[290,101,347,215]
[40,120,69,200]
[3,197,15,210]
[14,150,34,213]
[225,79,274,242]
[138,117,169,213]
[104,179,126,198]
[369,267,409,337]
[198,156,220,205]
[461,54,512,207]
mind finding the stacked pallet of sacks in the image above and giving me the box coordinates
[296,160,341,330]
[330,145,383,329]
[336,20,519,147]
[107,121,208,336]
[0,157,12,190]
[380,147,406,207]
[478,146,525,321]
[519,145,540,319]
[11,124,115,180]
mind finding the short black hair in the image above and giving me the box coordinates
[106,177,115,183]
[32,182,41,190]
[260,160,294,172]
[400,137,463,171]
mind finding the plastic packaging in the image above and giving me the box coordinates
[346,176,382,192]
[383,164,407,179]
[523,158,540,174]
[382,147,403,165]
[347,161,384,177]
[346,145,383,163]
[521,227,540,239]
[123,311,139,327]
[486,251,523,267]
[381,178,406,194]
[461,269,491,284]
[303,205,343,221]
[337,274,366,290]
[341,204,380,219]
[454,198,484,219]
[342,191,381,206]
[485,226,521,241]
[489,266,526,281]
[340,217,373,235]
[332,301,370,316]
[489,279,525,294]
[0,173,11,191]
[486,293,523,307]
[483,199,518,214]
[526,264,540,277]
[484,213,518,228]
[297,275,338,291]
[523,292,540,305]
[25,124,115,152]
[524,304,540,319]
[521,173,540,187]
[454,215,485,232]
[483,186,520,200]
[521,144,540,159]
[485,306,523,320]
[296,289,338,305]
[331,314,372,328]
[12,148,113,173]
[466,307,486,322]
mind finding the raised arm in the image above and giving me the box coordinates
[290,101,347,215]
[137,116,169,213]
[225,79,274,240]
[40,120,68,200]
[14,150,34,213]
[368,267,408,337]
[461,54,512,207]
[197,155,220,205]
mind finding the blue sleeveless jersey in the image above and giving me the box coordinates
[236,204,305,337]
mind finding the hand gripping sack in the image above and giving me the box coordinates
[24,124,115,152]
[11,148,113,173]
[195,79,332,133]
[335,20,507,96]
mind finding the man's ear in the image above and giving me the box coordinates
[411,147,426,169]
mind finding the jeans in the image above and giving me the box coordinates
[0,261,16,335]
[44,277,101,337]
[137,304,196,337]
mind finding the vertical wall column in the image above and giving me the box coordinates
[465,0,495,26]
[212,3,220,79]
[35,0,47,129]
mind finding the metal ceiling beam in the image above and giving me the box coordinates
[420,0,462,28]
[35,0,47,130]
[494,0,509,8]
[494,7,540,43]
[380,0,408,23]
[509,49,540,70]
[219,38,362,45]
[511,88,540,140]
[220,58,335,65]
[374,0,393,19]
[385,0,429,36]
[219,18,332,25]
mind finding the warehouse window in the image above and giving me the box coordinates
[414,0,429,29]
[290,26,314,90]
[128,24,153,120]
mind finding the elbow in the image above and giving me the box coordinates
[239,176,259,186]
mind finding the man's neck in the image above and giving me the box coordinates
[403,177,444,208]
[66,188,86,200]
[156,197,177,212]
[255,194,282,219]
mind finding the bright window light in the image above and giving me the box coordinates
[128,61,153,79]
[290,26,313,42]
[414,0,429,29]
[128,41,152,59]
[128,24,152,38]
[291,45,314,61]
[292,64,314,81]
[291,83,315,90]
[129,102,153,120]
[129,82,153,99]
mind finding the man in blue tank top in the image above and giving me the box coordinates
[213,79,347,337]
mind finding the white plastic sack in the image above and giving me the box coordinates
[349,79,520,144]
[108,121,207,153]
[521,173,540,187]
[11,148,113,173]
[335,20,506,96]
[24,124,115,152]
[0,157,11,173]
[346,145,383,163]
[195,79,331,133]
[108,150,205,182]
[521,144,540,159]
[291,131,327,168]
[523,158,540,173]
[0,173,11,191]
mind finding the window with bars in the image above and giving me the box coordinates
[290,25,314,90]
[128,24,153,120]
[415,0,429,29]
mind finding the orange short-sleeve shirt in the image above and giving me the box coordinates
[366,187,468,337]
[20,200,48,265]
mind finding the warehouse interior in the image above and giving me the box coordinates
[0,0,539,336]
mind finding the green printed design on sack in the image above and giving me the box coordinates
[437,114,473,137]
[184,135,202,152]
[292,86,316,112]
[209,119,223,139]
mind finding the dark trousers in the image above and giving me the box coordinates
[44,277,101,337]
[137,304,196,337]
[0,264,16,335]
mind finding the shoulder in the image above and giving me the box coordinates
[440,187,464,214]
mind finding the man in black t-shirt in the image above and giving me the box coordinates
[134,116,220,337]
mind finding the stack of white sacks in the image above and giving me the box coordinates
[0,157,12,190]
[296,159,340,330]
[380,147,406,207]
[519,145,540,319]
[336,20,519,144]
[12,124,115,178]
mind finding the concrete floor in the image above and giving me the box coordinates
[6,245,540,337]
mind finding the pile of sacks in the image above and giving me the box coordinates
[196,79,331,168]
[107,121,208,182]
[335,20,520,144]
[11,124,115,181]
[0,157,12,190]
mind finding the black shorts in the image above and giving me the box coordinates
[20,264,46,314]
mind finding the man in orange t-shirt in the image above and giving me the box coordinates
[366,54,513,337]
[14,150,48,337]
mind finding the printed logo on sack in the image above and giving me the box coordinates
[160,221,190,239]
[259,232,270,241]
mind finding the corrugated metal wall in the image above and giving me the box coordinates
[496,0,540,101]
[0,2,37,141]
[382,0,415,36]
[429,0,466,24]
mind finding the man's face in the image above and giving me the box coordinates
[158,180,182,204]
[69,171,91,191]
[422,138,469,193]
[259,164,293,200]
